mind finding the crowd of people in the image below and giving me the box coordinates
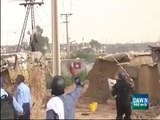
[1,71,134,120]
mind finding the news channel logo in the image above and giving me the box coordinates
[132,94,149,110]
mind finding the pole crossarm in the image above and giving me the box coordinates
[19,2,44,6]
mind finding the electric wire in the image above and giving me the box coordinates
[70,0,72,13]
[34,7,46,26]
[39,5,50,20]
[62,0,65,13]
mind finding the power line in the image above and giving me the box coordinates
[62,0,65,13]
[34,8,51,36]
[35,7,45,25]
[39,5,50,20]
[70,0,72,13]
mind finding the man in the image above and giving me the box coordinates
[15,74,31,120]
[112,72,134,120]
[46,75,84,119]
[1,77,24,119]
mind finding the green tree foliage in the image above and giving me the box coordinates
[89,39,101,49]
[71,50,96,63]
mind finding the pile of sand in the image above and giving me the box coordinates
[85,59,119,103]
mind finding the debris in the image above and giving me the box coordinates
[86,52,160,102]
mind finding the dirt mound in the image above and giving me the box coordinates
[85,59,119,103]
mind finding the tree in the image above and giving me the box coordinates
[70,50,96,63]
[89,39,101,50]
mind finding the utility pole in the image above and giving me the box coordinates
[16,0,44,52]
[61,13,72,57]
[51,0,61,75]
[82,37,84,48]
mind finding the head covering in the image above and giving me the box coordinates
[51,75,65,96]
[118,72,126,80]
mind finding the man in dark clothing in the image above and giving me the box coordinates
[112,72,134,120]
[46,75,84,119]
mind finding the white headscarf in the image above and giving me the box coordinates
[46,96,64,119]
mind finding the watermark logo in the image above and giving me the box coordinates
[132,94,149,110]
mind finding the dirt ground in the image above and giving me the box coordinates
[31,84,160,119]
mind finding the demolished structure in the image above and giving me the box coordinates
[149,45,160,74]
[85,52,160,102]
[0,51,47,119]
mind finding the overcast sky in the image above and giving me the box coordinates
[1,0,160,45]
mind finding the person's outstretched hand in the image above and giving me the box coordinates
[74,76,84,87]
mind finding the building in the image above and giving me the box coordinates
[86,52,160,102]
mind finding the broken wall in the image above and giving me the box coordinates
[86,53,160,102]
[1,52,47,119]
[85,59,119,102]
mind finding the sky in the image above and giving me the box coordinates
[1,0,160,45]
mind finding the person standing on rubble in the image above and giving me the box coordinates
[112,72,134,120]
[15,75,31,120]
[46,68,85,119]
[0,77,24,119]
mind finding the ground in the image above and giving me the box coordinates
[31,84,160,119]
[76,100,116,119]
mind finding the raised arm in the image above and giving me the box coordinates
[66,76,84,104]
[67,85,83,103]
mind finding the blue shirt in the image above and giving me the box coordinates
[15,82,31,107]
[60,85,83,119]
[1,88,23,115]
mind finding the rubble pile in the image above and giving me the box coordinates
[85,52,160,102]
[0,51,47,119]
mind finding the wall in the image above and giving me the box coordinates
[149,65,160,100]
[130,56,153,65]
[138,65,160,101]
[124,66,139,92]
[86,55,160,102]
[138,65,152,95]
[85,59,119,102]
